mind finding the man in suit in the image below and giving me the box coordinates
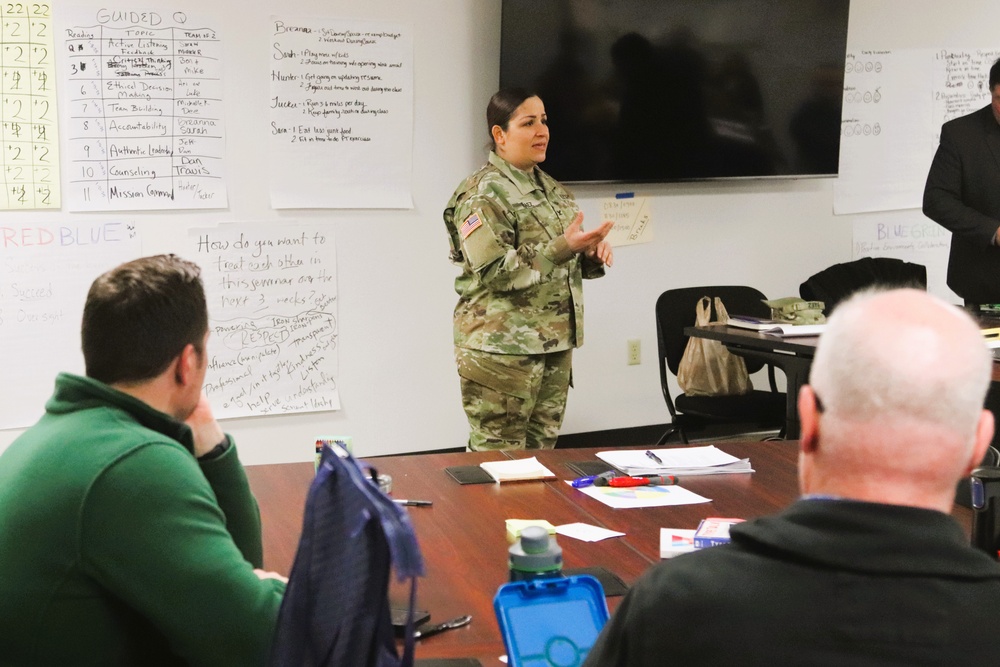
[583,288,1000,666]
[924,56,1000,305]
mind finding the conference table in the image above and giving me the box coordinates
[685,320,1000,439]
[244,441,973,664]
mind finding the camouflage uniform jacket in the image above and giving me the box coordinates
[443,151,605,355]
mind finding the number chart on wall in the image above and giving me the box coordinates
[1,1,60,209]
[59,8,227,211]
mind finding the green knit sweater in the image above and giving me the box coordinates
[0,373,285,666]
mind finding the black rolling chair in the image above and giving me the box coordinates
[799,257,927,316]
[655,286,786,445]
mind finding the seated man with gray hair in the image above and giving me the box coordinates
[584,288,1000,666]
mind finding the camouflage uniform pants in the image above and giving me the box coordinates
[455,347,573,451]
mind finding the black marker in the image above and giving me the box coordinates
[393,499,432,507]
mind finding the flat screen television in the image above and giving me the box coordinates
[499,0,850,184]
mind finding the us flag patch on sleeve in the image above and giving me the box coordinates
[459,212,483,239]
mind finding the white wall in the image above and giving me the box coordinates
[1,0,994,464]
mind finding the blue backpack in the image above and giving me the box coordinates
[270,443,425,667]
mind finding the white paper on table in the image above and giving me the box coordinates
[597,445,751,476]
[577,484,711,509]
[555,522,626,542]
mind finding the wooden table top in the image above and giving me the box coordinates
[244,441,973,664]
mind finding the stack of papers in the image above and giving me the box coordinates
[596,446,753,477]
[480,457,556,483]
[727,316,826,337]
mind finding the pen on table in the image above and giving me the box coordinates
[570,470,616,488]
[645,450,664,465]
[597,475,678,488]
[393,499,433,507]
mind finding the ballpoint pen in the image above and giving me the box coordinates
[571,470,616,488]
[646,450,664,465]
[393,499,433,507]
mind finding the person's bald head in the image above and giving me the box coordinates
[798,288,994,511]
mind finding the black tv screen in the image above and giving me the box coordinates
[499,0,850,183]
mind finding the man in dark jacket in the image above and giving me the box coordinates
[924,57,1000,305]
[584,288,1000,666]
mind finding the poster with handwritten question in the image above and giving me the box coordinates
[1,1,60,209]
[190,223,340,419]
[0,221,142,429]
[268,16,413,209]
[59,8,228,211]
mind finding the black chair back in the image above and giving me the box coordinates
[653,285,785,444]
[799,257,927,315]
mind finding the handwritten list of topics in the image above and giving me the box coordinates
[269,17,413,209]
[61,9,227,211]
[2,2,60,209]
[931,48,1000,129]
[192,224,340,419]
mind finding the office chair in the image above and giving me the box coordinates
[799,257,927,316]
[655,286,786,445]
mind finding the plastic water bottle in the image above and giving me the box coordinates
[509,526,563,581]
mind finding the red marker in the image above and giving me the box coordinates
[599,475,678,487]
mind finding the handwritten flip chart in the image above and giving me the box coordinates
[0,221,142,429]
[60,9,227,211]
[1,1,60,209]
[835,47,1000,215]
[834,49,930,215]
[190,224,340,419]
[602,196,653,247]
[930,48,1000,131]
[269,17,413,209]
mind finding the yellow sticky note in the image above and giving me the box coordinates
[506,519,556,545]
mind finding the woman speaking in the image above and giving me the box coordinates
[443,89,614,451]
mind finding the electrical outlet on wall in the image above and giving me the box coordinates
[627,339,641,365]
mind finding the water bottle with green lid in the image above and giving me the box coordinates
[508,525,563,581]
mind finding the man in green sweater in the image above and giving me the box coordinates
[0,255,286,666]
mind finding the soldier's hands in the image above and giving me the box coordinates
[564,212,613,255]
[586,240,614,267]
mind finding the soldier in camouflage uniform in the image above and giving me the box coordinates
[443,89,614,451]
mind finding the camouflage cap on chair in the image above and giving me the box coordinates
[762,297,827,325]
